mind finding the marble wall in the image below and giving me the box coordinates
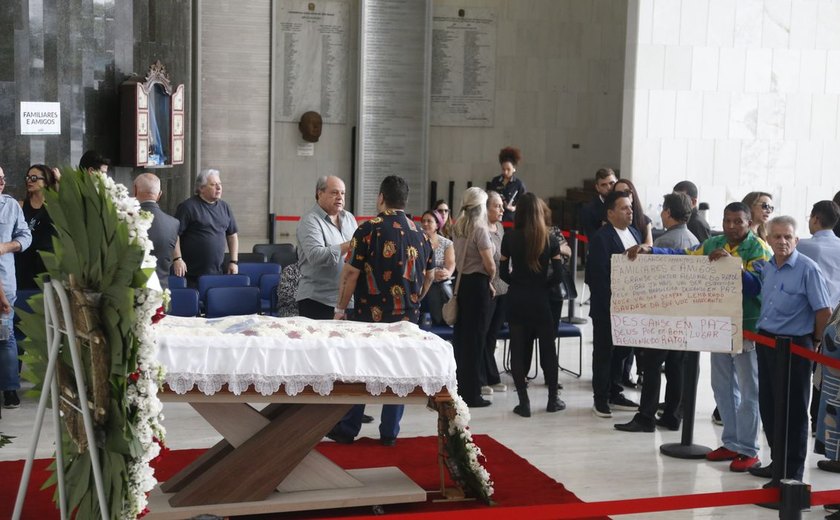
[621,0,840,232]
[0,0,192,214]
[429,0,628,205]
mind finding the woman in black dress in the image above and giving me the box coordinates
[15,164,58,290]
[500,193,565,417]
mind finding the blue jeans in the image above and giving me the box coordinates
[332,404,404,441]
[710,342,759,457]
[0,306,19,391]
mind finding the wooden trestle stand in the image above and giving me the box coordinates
[145,384,455,519]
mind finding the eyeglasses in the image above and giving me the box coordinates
[25,175,46,183]
[758,202,774,212]
[438,208,450,213]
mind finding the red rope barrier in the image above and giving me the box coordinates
[348,487,781,519]
[743,330,840,372]
[272,215,588,242]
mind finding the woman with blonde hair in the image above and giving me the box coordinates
[742,191,774,241]
[451,187,496,407]
[500,193,565,417]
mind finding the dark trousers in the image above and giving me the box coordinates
[480,294,506,387]
[636,349,684,424]
[297,298,335,320]
[453,273,492,405]
[507,286,557,392]
[756,330,813,480]
[330,314,406,441]
[591,315,631,405]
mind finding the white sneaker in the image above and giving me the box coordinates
[490,383,507,392]
[480,386,494,396]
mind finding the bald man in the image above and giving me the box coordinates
[134,173,184,288]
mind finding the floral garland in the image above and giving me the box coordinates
[98,172,166,518]
[19,170,166,519]
[438,393,494,504]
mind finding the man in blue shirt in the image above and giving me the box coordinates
[0,166,33,409]
[797,200,840,310]
[751,216,831,483]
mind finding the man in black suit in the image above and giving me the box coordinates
[585,190,640,418]
[580,168,617,240]
[134,173,184,289]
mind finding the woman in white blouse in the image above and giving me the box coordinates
[420,210,455,325]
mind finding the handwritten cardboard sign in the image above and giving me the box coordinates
[610,254,743,353]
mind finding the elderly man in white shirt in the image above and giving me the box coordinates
[295,176,358,319]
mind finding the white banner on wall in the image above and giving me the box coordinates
[610,254,743,353]
[431,7,496,127]
[275,0,349,123]
[20,102,61,135]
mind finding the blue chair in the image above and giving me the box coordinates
[168,275,187,289]
[556,321,583,378]
[197,274,250,303]
[258,273,281,314]
[253,243,297,267]
[205,286,261,318]
[169,288,200,317]
[239,262,282,288]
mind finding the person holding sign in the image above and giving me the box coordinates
[751,216,831,484]
[585,190,641,419]
[626,202,770,472]
[619,193,699,432]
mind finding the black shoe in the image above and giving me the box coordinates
[655,415,681,431]
[546,396,566,413]
[614,419,654,432]
[609,394,639,411]
[592,401,612,418]
[748,463,774,478]
[2,390,20,409]
[467,397,492,408]
[361,414,374,424]
[380,437,396,447]
[513,404,531,417]
[712,407,723,426]
[325,429,354,444]
[818,460,840,473]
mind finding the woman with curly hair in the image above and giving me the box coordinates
[488,146,526,223]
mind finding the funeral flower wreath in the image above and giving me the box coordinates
[20,170,165,519]
[438,394,494,504]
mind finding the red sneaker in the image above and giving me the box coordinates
[706,446,739,461]
[730,454,760,472]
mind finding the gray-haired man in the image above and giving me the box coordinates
[175,169,239,285]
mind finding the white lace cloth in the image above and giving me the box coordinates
[155,315,457,397]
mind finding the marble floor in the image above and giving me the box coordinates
[2,294,839,519]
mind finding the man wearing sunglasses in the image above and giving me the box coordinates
[0,166,33,410]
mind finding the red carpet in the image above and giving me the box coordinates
[2,434,605,519]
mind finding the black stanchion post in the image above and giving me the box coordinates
[562,230,587,325]
[268,212,276,245]
[773,336,792,486]
[660,351,711,459]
